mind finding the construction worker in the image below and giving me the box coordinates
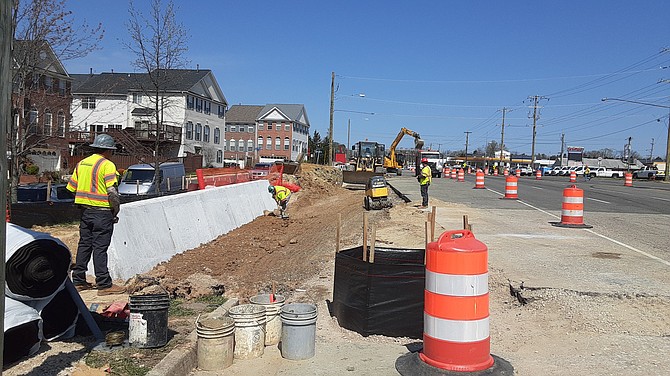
[417,158,432,209]
[67,134,125,296]
[584,165,591,181]
[268,184,291,219]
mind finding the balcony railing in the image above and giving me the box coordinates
[68,124,182,144]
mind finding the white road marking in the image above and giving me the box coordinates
[497,233,584,240]
[531,186,543,190]
[651,196,670,202]
[586,197,610,204]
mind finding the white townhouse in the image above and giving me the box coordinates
[70,69,228,167]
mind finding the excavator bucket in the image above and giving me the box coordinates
[342,170,384,189]
[414,138,425,149]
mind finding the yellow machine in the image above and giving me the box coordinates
[384,127,424,175]
[342,141,386,187]
[364,176,393,210]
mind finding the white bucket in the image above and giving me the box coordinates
[250,293,285,346]
[196,316,235,371]
[228,304,266,359]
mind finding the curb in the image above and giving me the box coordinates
[146,297,239,376]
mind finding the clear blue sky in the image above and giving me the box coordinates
[65,1,670,158]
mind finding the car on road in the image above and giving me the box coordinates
[549,166,562,175]
[633,166,658,180]
[250,163,272,180]
[557,166,572,176]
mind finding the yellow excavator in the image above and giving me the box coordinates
[384,127,424,175]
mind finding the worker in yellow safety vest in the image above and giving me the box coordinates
[417,158,432,209]
[268,184,292,219]
[67,134,125,296]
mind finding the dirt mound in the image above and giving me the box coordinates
[293,163,343,192]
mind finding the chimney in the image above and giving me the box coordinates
[196,64,199,72]
[89,67,92,75]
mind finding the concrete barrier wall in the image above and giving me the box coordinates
[104,180,276,280]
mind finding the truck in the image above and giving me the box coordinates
[417,150,444,178]
[589,167,622,178]
[383,127,424,176]
[632,166,658,180]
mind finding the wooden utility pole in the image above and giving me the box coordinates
[328,71,335,166]
[560,133,565,166]
[529,95,540,168]
[500,108,508,170]
[347,118,350,159]
[464,131,471,166]
[0,0,11,362]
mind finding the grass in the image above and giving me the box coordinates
[195,294,228,312]
[86,351,149,376]
[168,298,195,317]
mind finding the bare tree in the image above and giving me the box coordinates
[125,0,188,191]
[9,0,103,202]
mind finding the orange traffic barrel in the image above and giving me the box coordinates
[515,169,520,178]
[450,170,457,179]
[457,169,465,182]
[552,185,592,228]
[569,171,576,183]
[502,175,518,199]
[624,172,633,187]
[493,169,498,176]
[474,171,485,189]
[503,169,509,177]
[535,169,542,180]
[467,167,472,174]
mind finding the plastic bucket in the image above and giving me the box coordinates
[280,303,318,360]
[250,293,286,345]
[196,316,235,371]
[228,304,266,359]
[129,293,170,348]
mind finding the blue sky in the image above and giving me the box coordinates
[65,1,670,158]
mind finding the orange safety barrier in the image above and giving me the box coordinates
[450,170,457,179]
[195,168,252,189]
[467,167,472,174]
[503,169,509,177]
[515,169,520,178]
[445,167,451,176]
[569,171,576,183]
[493,169,498,176]
[535,169,542,180]
[420,230,494,372]
[474,171,485,189]
[624,172,633,187]
[502,175,518,199]
[457,169,465,182]
[552,185,592,228]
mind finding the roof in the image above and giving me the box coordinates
[225,105,264,123]
[258,104,310,126]
[13,40,70,79]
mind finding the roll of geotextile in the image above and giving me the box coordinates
[3,297,42,365]
[5,223,71,302]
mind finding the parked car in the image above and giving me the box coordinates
[250,163,272,180]
[118,162,186,195]
[17,183,74,203]
[558,166,572,176]
[549,166,562,176]
[633,166,658,179]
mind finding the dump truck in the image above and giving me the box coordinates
[342,141,386,188]
[384,127,424,176]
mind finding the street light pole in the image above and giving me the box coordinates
[328,72,335,166]
[602,97,670,181]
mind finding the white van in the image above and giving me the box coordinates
[118,162,186,195]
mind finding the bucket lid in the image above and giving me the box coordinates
[250,293,286,305]
[228,303,266,316]
[280,303,317,318]
[196,316,234,330]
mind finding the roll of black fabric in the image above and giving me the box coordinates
[6,239,71,299]
[41,287,79,340]
[3,320,41,365]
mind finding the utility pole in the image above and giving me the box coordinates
[500,107,508,171]
[464,131,471,166]
[347,118,350,160]
[650,138,654,161]
[328,71,335,166]
[626,136,632,171]
[1,0,11,362]
[528,95,546,168]
[560,133,565,166]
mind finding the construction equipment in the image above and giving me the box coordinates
[384,127,424,175]
[342,141,386,187]
[364,176,393,210]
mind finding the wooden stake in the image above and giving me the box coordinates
[370,225,376,263]
[424,221,429,264]
[431,206,437,242]
[336,213,341,253]
[46,180,52,202]
[363,213,368,262]
[463,215,472,231]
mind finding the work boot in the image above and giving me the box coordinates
[74,282,94,292]
[97,284,126,296]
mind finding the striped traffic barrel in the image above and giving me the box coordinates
[503,169,509,177]
[535,169,542,180]
[515,169,520,178]
[569,171,576,183]
[493,169,498,176]
[457,169,465,182]
[467,167,472,174]
[553,185,592,228]
[451,170,457,179]
[474,171,485,189]
[420,230,493,372]
[624,172,633,187]
[502,175,518,199]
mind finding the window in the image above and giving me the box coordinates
[186,96,194,110]
[59,80,66,96]
[258,137,263,148]
[195,98,203,112]
[238,141,244,152]
[132,93,142,104]
[275,137,281,150]
[28,108,38,134]
[204,101,211,115]
[107,124,122,131]
[44,76,53,92]
[223,139,228,151]
[218,105,225,118]
[266,137,271,150]
[267,122,273,130]
[230,125,237,132]
[57,111,65,137]
[82,97,96,109]
[284,137,290,150]
[248,125,254,133]
[214,128,220,144]
[44,110,52,136]
[217,150,223,163]
[285,124,290,131]
[258,123,264,131]
[247,140,253,152]
[185,121,193,140]
[204,125,210,143]
[195,123,202,141]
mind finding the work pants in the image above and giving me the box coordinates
[72,207,114,288]
[420,184,429,206]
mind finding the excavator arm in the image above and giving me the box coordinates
[385,127,424,169]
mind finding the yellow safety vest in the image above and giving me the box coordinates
[274,185,291,201]
[67,154,118,207]
[420,165,432,186]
